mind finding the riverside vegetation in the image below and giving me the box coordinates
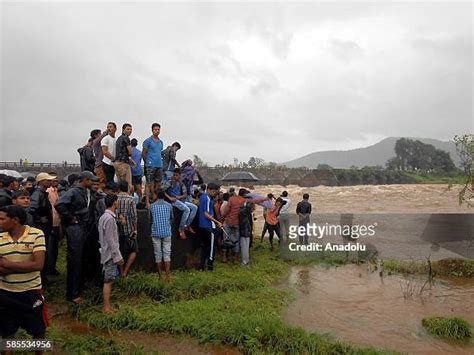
[40,242,473,354]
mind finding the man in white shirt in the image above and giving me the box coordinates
[101,122,117,183]
[279,191,291,241]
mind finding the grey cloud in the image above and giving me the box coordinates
[244,16,293,60]
[328,38,364,62]
[1,2,472,165]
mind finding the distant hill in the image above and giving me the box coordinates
[284,137,461,169]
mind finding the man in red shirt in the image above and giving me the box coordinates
[222,189,264,264]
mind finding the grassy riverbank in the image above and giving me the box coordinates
[44,245,395,354]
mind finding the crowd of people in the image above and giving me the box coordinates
[0,121,312,344]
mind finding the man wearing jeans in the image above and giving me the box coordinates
[150,188,173,283]
[163,168,197,240]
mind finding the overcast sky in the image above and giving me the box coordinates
[1,1,472,165]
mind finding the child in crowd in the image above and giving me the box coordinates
[98,194,124,313]
[150,188,174,282]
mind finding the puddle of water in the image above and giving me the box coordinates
[284,265,474,354]
[48,304,239,355]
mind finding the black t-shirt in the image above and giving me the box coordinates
[115,134,131,163]
[296,200,312,214]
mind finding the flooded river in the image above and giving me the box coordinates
[251,184,472,213]
[284,265,474,354]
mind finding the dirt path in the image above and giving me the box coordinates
[48,304,240,355]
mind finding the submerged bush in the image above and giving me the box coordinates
[422,316,472,340]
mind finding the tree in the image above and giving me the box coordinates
[454,134,473,206]
[255,157,265,167]
[193,154,204,167]
[248,157,257,168]
[390,138,456,173]
[386,157,402,171]
[266,162,278,170]
[317,163,333,170]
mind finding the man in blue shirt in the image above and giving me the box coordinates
[163,168,198,240]
[198,183,222,271]
[150,188,174,283]
[142,123,163,208]
[130,139,143,200]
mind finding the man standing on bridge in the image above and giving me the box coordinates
[142,123,164,208]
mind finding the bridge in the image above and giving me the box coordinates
[0,161,338,186]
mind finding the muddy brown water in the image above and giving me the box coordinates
[251,184,473,213]
[284,265,474,354]
[48,305,239,355]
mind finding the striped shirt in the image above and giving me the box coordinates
[116,193,137,237]
[0,226,46,292]
[150,199,173,238]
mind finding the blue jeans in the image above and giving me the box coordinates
[172,200,198,231]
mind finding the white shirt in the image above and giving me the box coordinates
[280,197,291,214]
[101,135,117,166]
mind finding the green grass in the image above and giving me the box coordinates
[402,171,467,185]
[117,250,287,302]
[382,258,474,278]
[44,243,394,354]
[14,326,146,355]
[47,326,146,354]
[422,316,473,341]
[72,287,389,354]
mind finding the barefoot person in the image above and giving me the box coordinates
[150,188,173,282]
[98,194,123,313]
[0,206,48,350]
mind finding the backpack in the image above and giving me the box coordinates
[222,230,238,249]
[238,202,253,238]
